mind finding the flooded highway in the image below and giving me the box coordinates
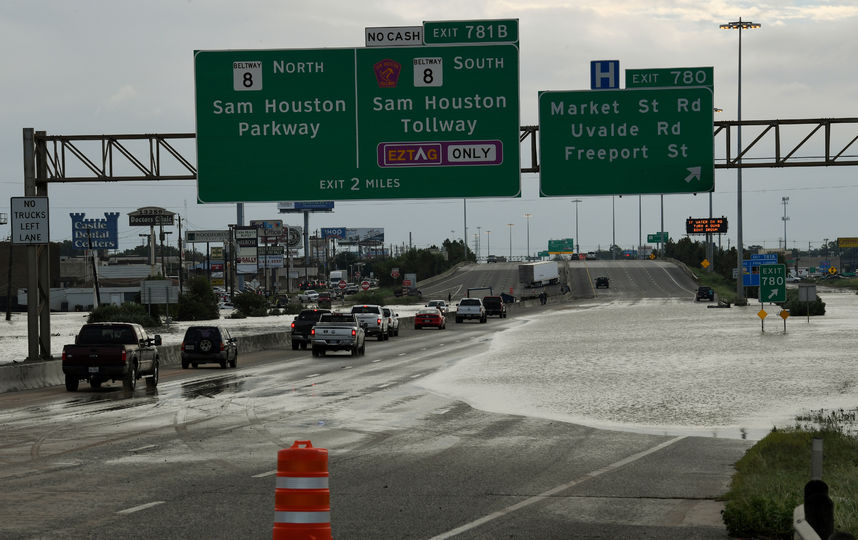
[421,288,858,440]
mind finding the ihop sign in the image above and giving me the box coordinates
[70,212,120,250]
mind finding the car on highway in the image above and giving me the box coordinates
[425,299,449,315]
[310,312,365,357]
[695,286,715,301]
[350,304,389,341]
[382,307,400,336]
[586,251,597,260]
[345,284,360,295]
[181,325,238,369]
[297,290,320,303]
[456,298,487,323]
[291,308,331,350]
[414,308,446,330]
[595,276,610,289]
[482,296,507,318]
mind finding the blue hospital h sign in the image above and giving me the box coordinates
[591,60,620,89]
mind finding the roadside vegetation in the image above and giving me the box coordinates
[723,411,858,538]
[88,302,160,327]
[174,276,219,321]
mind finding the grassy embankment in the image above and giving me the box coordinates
[722,412,858,538]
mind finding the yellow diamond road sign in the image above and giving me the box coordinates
[701,259,710,269]
[779,309,790,320]
[757,309,768,320]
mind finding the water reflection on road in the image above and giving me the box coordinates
[420,290,858,440]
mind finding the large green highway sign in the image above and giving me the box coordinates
[760,264,787,303]
[537,87,713,196]
[194,43,520,203]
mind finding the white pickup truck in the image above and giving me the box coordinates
[311,313,366,357]
[456,298,487,324]
[350,304,389,341]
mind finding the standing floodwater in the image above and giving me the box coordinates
[421,290,858,439]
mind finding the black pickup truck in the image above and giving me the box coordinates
[290,309,331,350]
[61,322,161,392]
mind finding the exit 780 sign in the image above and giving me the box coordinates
[194,39,520,203]
[760,264,786,303]
[538,87,713,196]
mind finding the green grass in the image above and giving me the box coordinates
[723,411,858,538]
[692,270,739,303]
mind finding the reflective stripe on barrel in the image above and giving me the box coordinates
[276,477,329,490]
[274,511,332,524]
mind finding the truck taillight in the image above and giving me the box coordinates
[352,329,356,337]
[180,342,185,351]
[121,349,127,363]
[377,318,382,325]
[311,328,316,336]
[291,322,295,329]
[61,350,66,362]
[220,342,225,351]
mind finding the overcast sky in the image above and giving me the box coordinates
[2,1,857,257]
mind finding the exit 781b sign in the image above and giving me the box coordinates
[538,87,713,196]
[194,43,520,202]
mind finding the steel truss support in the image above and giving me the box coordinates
[30,120,858,184]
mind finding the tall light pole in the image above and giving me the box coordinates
[507,223,514,259]
[571,199,582,254]
[485,229,491,257]
[781,196,790,251]
[523,213,532,260]
[720,17,761,304]
[612,196,616,259]
[476,225,481,260]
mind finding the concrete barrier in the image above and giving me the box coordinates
[0,330,293,394]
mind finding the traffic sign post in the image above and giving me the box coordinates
[760,264,786,304]
[195,27,520,203]
[538,87,713,196]
[361,280,370,291]
[10,197,49,245]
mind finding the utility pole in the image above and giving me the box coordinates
[781,196,790,251]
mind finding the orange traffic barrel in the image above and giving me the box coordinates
[273,440,332,540]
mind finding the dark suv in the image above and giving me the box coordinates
[595,276,610,289]
[482,296,507,318]
[181,326,237,369]
[696,286,715,301]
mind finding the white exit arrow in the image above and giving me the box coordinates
[767,288,780,300]
[684,166,702,183]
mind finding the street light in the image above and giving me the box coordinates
[570,199,582,254]
[720,17,761,304]
[507,223,514,259]
[523,213,532,260]
[485,229,491,257]
[782,196,790,251]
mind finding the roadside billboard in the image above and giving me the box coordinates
[70,212,120,250]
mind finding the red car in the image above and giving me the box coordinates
[414,308,446,330]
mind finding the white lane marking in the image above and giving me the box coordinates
[307,373,321,378]
[421,347,428,351]
[409,373,423,379]
[433,408,452,415]
[398,353,407,356]
[252,470,277,478]
[377,383,393,388]
[371,359,381,363]
[342,365,352,370]
[117,501,165,514]
[129,445,157,453]
[428,436,685,539]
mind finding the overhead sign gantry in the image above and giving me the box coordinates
[194,19,520,203]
